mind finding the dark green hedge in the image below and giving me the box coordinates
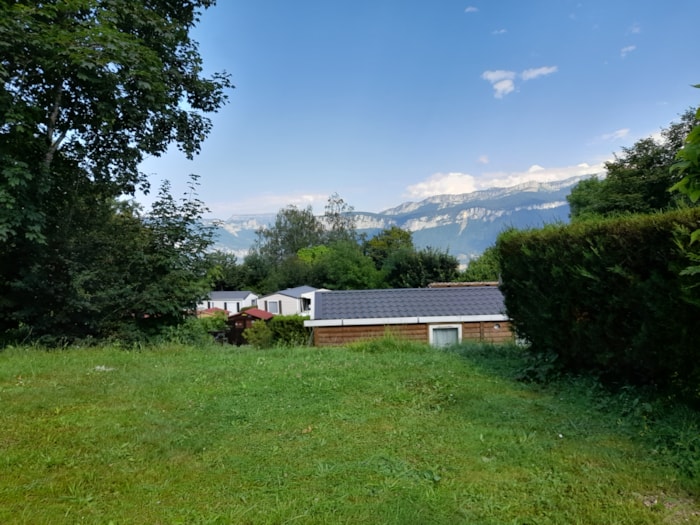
[496,208,700,401]
[268,315,312,346]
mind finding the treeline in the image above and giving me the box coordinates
[494,104,700,404]
[204,194,472,296]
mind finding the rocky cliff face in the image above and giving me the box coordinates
[210,174,595,263]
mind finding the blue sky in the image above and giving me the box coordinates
[139,0,700,218]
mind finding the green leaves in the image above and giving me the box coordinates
[496,209,700,404]
[1,2,231,341]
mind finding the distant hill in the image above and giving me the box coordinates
[209,174,595,264]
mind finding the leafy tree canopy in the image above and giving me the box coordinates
[0,0,232,242]
[568,107,699,220]
[363,226,414,270]
[0,1,230,343]
[460,246,500,282]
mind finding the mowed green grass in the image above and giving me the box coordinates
[0,341,698,524]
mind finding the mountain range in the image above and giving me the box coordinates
[210,174,596,265]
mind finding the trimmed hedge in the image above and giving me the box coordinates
[496,208,700,402]
[268,315,312,347]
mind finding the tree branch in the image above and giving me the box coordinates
[43,83,66,171]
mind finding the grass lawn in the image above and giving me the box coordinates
[1,340,698,524]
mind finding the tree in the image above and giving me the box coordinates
[382,247,459,288]
[460,246,500,282]
[0,0,231,242]
[312,240,382,290]
[252,205,325,266]
[0,1,230,341]
[567,108,699,220]
[132,175,216,330]
[670,89,700,277]
[205,251,243,291]
[363,226,414,270]
[323,192,358,243]
[671,96,700,208]
[2,175,215,342]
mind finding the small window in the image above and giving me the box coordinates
[267,301,280,314]
[429,325,462,348]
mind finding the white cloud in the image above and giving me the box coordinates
[600,128,630,141]
[464,6,478,13]
[521,66,558,81]
[405,172,478,199]
[477,155,489,164]
[481,70,516,98]
[477,162,605,189]
[481,70,516,83]
[628,23,641,34]
[621,45,636,58]
[492,29,507,35]
[492,79,515,98]
[482,66,557,98]
[405,162,607,200]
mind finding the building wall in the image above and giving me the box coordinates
[197,294,257,312]
[312,321,513,347]
[261,294,301,315]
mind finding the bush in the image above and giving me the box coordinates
[242,320,274,349]
[160,312,228,346]
[268,315,311,347]
[496,208,700,404]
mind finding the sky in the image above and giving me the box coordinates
[139,0,700,218]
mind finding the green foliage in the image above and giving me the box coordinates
[323,192,358,243]
[382,246,459,288]
[363,226,414,270]
[460,246,500,282]
[671,105,700,202]
[0,0,231,242]
[242,320,273,349]
[346,332,429,354]
[268,315,311,347]
[311,240,383,290]
[252,205,325,265]
[497,209,700,404]
[205,251,243,291]
[1,176,216,343]
[0,1,230,343]
[160,312,227,346]
[568,108,699,220]
[670,93,700,277]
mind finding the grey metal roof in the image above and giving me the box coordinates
[273,285,318,299]
[312,286,506,321]
[208,290,255,300]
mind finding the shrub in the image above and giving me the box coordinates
[496,208,700,403]
[268,315,311,346]
[242,320,274,349]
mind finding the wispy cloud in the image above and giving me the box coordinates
[600,128,630,141]
[621,45,636,58]
[492,28,507,35]
[628,23,641,34]
[477,155,489,165]
[464,6,478,13]
[521,66,558,81]
[481,70,516,98]
[405,162,606,200]
[482,66,557,98]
